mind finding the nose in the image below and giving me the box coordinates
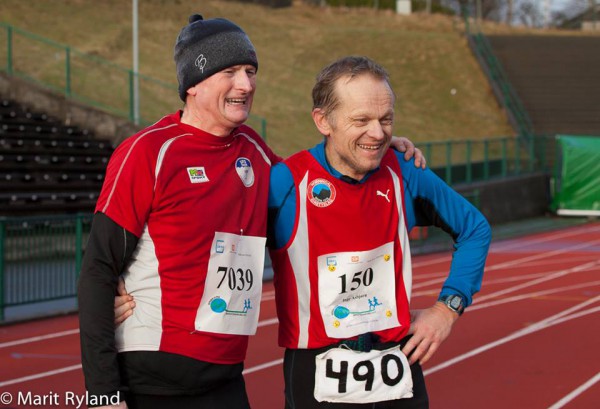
[234,70,254,93]
[367,121,385,140]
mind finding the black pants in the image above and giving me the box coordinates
[283,341,429,409]
[124,372,250,409]
[119,351,251,409]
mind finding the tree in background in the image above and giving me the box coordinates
[552,0,597,28]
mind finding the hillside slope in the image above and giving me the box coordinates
[0,0,514,157]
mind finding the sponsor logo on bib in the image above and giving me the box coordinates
[308,178,336,207]
[187,167,209,183]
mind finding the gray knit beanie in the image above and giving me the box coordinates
[174,14,258,101]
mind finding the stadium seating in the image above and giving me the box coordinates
[0,98,114,215]
[486,35,600,136]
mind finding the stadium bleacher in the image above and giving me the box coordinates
[0,98,114,215]
[486,35,600,136]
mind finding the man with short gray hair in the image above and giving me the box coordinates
[268,56,491,408]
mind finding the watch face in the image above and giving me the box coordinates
[450,296,462,309]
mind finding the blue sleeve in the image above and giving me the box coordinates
[268,162,297,250]
[395,151,491,307]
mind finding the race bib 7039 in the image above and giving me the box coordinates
[195,232,266,335]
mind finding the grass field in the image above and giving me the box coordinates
[0,0,520,157]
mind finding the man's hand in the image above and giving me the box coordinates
[390,136,427,169]
[401,302,459,365]
[114,277,135,325]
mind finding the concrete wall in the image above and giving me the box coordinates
[0,73,140,145]
[456,173,551,225]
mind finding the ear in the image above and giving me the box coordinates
[312,108,331,136]
[186,85,198,98]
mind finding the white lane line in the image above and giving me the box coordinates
[243,358,284,375]
[412,236,600,292]
[0,347,285,387]
[412,256,452,268]
[0,329,80,349]
[547,372,600,409]
[239,293,600,378]
[3,224,598,385]
[475,260,600,304]
[0,319,281,386]
[481,272,547,285]
[1,317,280,350]
[486,238,600,271]
[0,364,82,387]
[507,255,598,269]
[257,318,278,328]
[411,222,599,271]
[490,223,600,252]
[471,280,600,311]
[424,296,600,376]
[412,277,445,289]
[5,305,599,385]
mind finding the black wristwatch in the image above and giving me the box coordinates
[439,294,465,316]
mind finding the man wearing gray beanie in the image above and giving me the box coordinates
[79,13,424,409]
[79,13,275,409]
[174,14,259,102]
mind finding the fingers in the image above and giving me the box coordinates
[390,137,427,170]
[114,293,132,308]
[413,148,427,169]
[390,136,408,154]
[114,308,134,325]
[402,145,414,160]
[419,342,440,365]
[401,335,419,363]
[402,305,456,365]
[401,334,441,365]
[115,278,134,326]
[114,300,135,325]
[395,138,426,170]
[117,276,127,296]
[401,333,427,365]
[114,294,135,325]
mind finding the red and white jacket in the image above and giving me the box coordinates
[96,112,276,364]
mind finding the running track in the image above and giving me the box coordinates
[0,222,599,408]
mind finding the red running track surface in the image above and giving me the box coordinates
[1,222,599,408]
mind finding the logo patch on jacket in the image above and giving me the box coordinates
[187,167,209,183]
[308,178,336,208]
[235,157,254,187]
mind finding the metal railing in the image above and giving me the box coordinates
[0,134,559,321]
[424,134,556,185]
[0,23,267,138]
[462,4,534,141]
[468,32,534,139]
[0,214,92,321]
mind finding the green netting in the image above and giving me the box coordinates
[552,135,600,216]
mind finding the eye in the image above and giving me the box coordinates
[246,68,257,77]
